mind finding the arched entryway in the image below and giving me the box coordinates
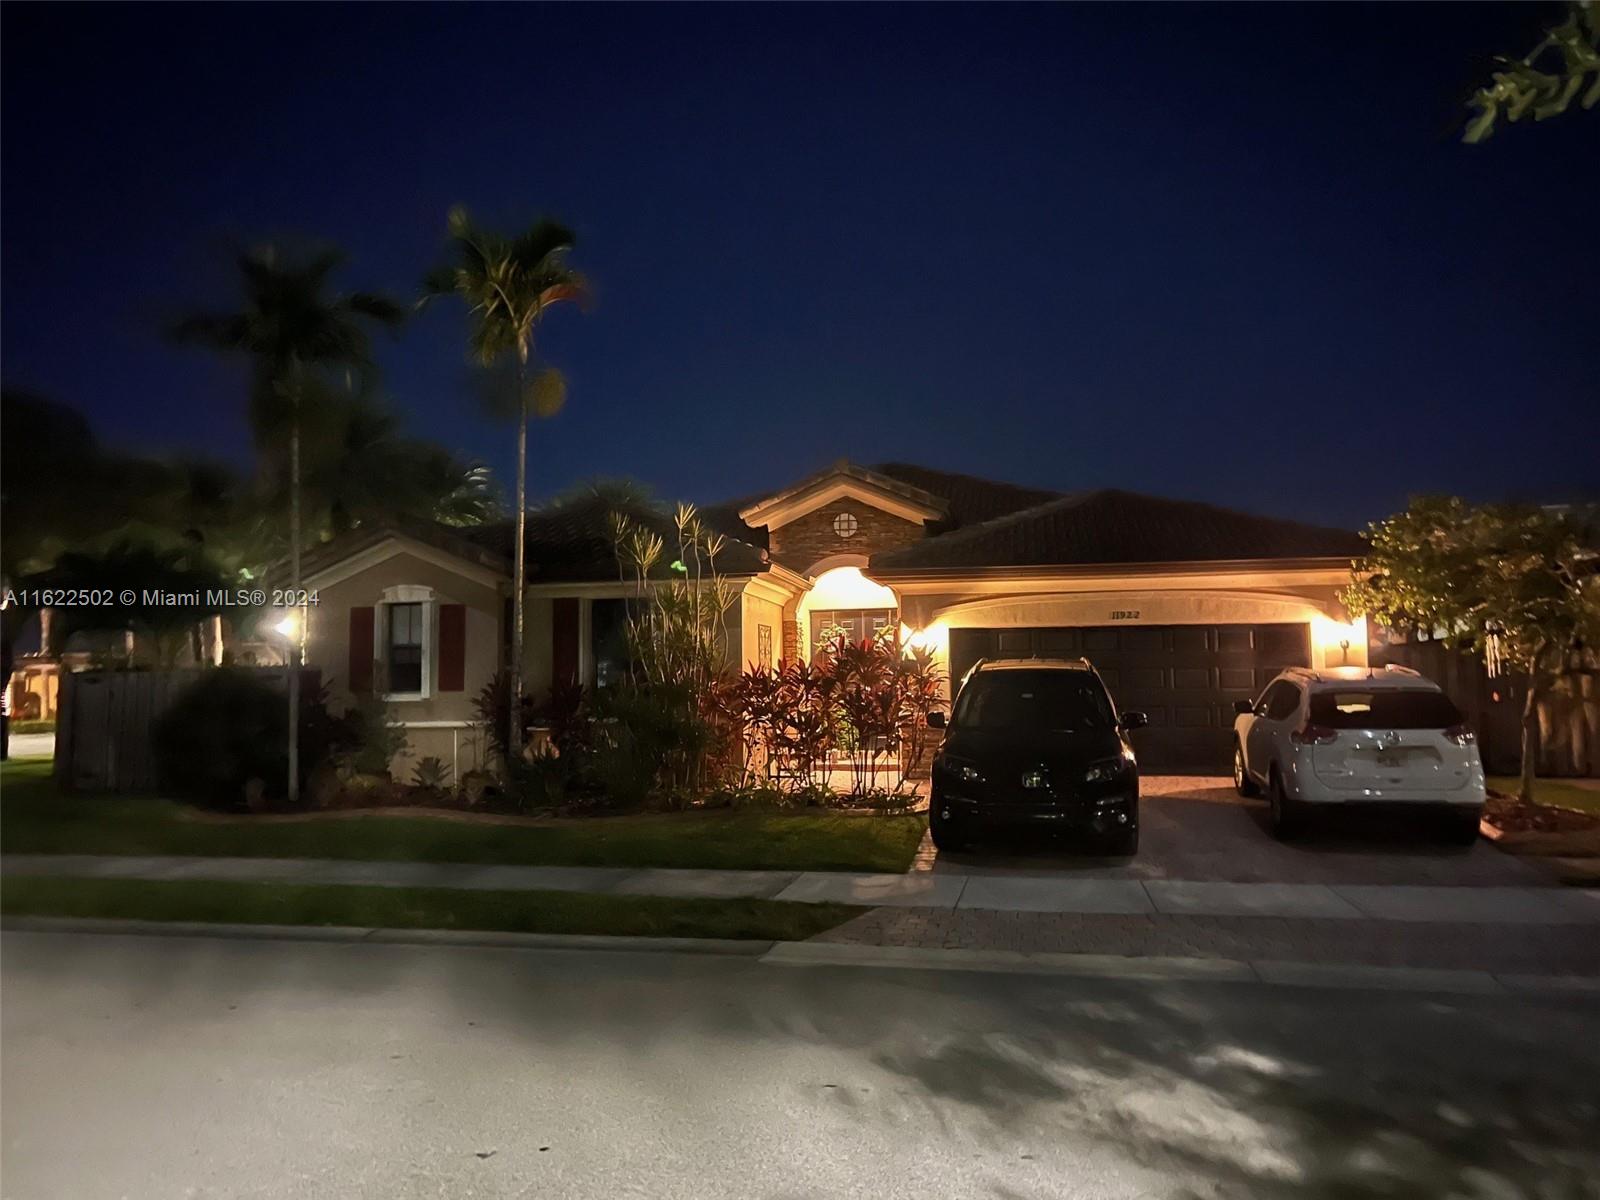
[795,564,898,659]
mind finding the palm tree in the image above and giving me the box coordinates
[423,207,584,757]
[300,396,503,536]
[175,246,403,803]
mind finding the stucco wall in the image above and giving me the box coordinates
[740,592,784,672]
[307,546,503,780]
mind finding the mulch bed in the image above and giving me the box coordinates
[1483,793,1600,835]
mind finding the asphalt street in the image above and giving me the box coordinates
[3,930,1597,1200]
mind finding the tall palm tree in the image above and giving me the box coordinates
[175,246,402,803]
[423,207,584,757]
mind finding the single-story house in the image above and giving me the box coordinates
[295,461,1369,778]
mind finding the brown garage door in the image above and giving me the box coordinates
[948,624,1312,772]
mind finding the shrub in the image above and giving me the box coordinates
[588,683,707,809]
[717,639,943,800]
[153,670,290,809]
[340,694,407,776]
[411,755,452,792]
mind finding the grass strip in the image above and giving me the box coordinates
[0,876,865,942]
[1,760,926,873]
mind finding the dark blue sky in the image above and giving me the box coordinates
[3,3,1595,530]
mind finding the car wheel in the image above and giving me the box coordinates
[1268,769,1304,840]
[1233,742,1260,798]
[928,811,968,854]
[1440,809,1483,846]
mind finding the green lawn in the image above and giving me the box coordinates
[0,876,863,941]
[1488,776,1600,818]
[0,760,926,873]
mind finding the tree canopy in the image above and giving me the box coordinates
[1342,496,1600,800]
[1464,1,1600,142]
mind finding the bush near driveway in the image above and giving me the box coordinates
[0,760,926,873]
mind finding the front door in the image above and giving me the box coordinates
[809,608,894,652]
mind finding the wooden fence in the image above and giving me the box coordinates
[1373,640,1599,778]
[53,668,315,793]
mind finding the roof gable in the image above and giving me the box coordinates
[738,461,948,531]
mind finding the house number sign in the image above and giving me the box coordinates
[1109,609,1141,621]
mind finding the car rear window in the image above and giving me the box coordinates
[952,670,1116,732]
[1309,689,1463,730]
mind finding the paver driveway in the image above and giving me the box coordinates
[916,776,1555,887]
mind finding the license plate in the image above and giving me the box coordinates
[1374,752,1406,768]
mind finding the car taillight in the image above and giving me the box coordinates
[1443,724,1476,746]
[1290,723,1338,745]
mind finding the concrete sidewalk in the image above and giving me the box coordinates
[5,854,1599,925]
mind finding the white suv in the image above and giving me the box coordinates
[1231,665,1486,843]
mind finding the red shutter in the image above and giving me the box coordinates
[349,607,375,693]
[438,604,466,692]
[552,597,581,687]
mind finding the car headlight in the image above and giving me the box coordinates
[938,756,983,784]
[1084,758,1127,784]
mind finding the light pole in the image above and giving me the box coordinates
[274,610,302,803]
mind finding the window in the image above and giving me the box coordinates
[757,624,773,668]
[951,670,1115,732]
[832,512,859,539]
[386,602,424,695]
[591,597,636,689]
[1310,689,1463,730]
[1264,681,1302,721]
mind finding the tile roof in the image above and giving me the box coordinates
[868,463,1063,530]
[295,514,511,584]
[315,467,1365,584]
[869,488,1367,571]
[465,497,771,583]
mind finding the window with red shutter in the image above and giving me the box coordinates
[438,604,466,692]
[348,607,375,693]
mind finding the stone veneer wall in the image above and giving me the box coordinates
[765,497,927,571]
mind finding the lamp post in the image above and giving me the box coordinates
[274,610,303,804]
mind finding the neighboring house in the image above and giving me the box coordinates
[296,462,1370,776]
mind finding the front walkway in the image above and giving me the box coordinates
[6,854,1596,925]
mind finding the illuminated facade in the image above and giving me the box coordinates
[297,462,1370,773]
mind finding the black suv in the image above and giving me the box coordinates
[927,658,1147,856]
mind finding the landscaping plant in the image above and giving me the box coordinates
[606,503,742,799]
[1344,497,1600,803]
[153,669,349,809]
[423,208,585,759]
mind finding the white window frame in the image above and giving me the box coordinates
[375,585,436,702]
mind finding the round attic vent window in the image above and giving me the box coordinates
[832,512,859,539]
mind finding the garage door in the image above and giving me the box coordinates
[948,624,1311,772]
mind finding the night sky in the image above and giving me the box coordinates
[3,3,1595,532]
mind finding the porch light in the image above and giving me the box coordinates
[901,622,949,655]
[1311,615,1365,667]
[273,612,299,639]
